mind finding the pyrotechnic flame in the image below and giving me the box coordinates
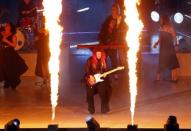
[124,0,143,125]
[42,0,63,120]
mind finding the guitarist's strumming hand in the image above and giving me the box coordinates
[86,73,104,88]
[87,75,96,88]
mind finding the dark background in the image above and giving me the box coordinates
[0,0,190,47]
[0,0,190,31]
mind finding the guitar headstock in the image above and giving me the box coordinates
[117,66,125,70]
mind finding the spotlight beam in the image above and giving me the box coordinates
[77,7,90,13]
[186,2,191,5]
[185,14,191,19]
[177,31,191,39]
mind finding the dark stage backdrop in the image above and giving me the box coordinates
[62,0,114,32]
[0,0,114,32]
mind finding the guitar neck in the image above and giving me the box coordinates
[100,68,121,77]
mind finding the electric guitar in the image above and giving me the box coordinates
[86,66,125,87]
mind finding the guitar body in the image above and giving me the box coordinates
[86,74,104,87]
[85,66,125,87]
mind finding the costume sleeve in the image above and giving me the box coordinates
[98,16,111,44]
[85,58,92,77]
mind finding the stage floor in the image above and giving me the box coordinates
[0,52,191,129]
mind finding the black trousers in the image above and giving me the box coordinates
[106,49,118,69]
[86,81,110,113]
[4,75,21,88]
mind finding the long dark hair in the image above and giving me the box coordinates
[8,22,16,35]
[0,22,16,36]
[0,22,16,39]
[160,15,171,28]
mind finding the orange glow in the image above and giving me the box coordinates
[124,0,143,125]
[42,0,63,120]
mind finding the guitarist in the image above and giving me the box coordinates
[85,48,112,114]
[18,0,37,28]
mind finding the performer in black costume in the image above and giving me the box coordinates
[153,15,179,82]
[85,49,111,114]
[0,22,28,89]
[18,0,37,28]
[19,0,37,22]
[98,4,127,71]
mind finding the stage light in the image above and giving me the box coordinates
[151,11,160,22]
[77,7,90,13]
[127,124,138,131]
[174,12,184,24]
[4,118,20,131]
[164,115,179,131]
[85,116,100,131]
[48,124,58,131]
